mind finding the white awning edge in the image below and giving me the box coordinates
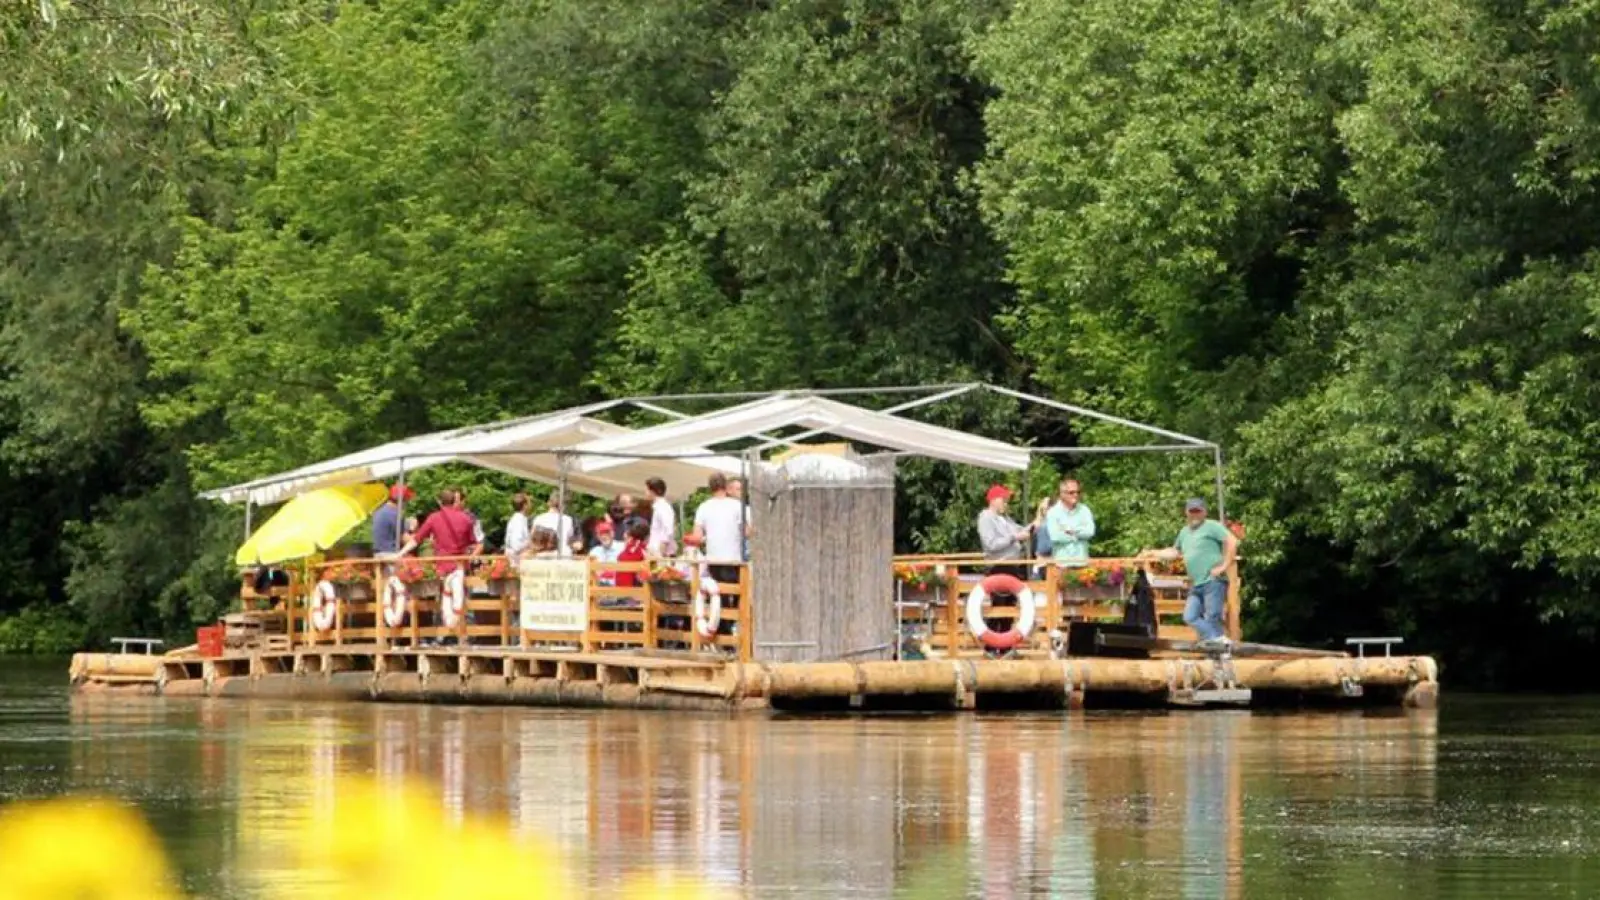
[575,394,1030,473]
[201,404,750,506]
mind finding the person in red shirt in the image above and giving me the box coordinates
[396,490,477,574]
[613,521,651,588]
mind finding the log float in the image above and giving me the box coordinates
[742,656,1438,707]
[67,648,1439,710]
[69,651,163,683]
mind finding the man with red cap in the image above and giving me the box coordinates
[587,519,623,587]
[372,483,413,556]
[977,484,1032,578]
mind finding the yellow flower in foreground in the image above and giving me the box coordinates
[619,874,738,900]
[298,777,573,900]
[0,796,181,900]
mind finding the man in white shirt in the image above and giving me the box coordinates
[692,474,747,587]
[503,492,531,562]
[645,477,677,557]
[531,494,580,557]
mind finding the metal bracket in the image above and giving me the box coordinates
[1169,651,1252,707]
[951,660,976,710]
[1340,674,1365,698]
[1345,636,1403,659]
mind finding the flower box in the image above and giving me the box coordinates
[333,581,374,603]
[897,585,946,607]
[408,579,442,601]
[649,580,691,605]
[893,562,952,592]
[1059,582,1124,605]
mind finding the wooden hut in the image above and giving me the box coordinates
[750,451,896,663]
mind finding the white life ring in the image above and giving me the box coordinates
[440,568,466,629]
[965,574,1036,652]
[310,580,338,633]
[382,577,408,629]
[692,575,722,641]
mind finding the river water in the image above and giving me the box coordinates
[2,658,1598,898]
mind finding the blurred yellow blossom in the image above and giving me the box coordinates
[620,874,739,900]
[297,776,573,900]
[0,796,181,900]
[0,777,732,900]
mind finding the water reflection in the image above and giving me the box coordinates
[63,696,1439,899]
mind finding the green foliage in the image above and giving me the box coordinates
[8,0,1600,685]
[0,604,86,655]
[606,0,1013,393]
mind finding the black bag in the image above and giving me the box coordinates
[1123,568,1158,636]
[252,567,290,592]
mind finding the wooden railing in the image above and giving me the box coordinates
[892,555,1242,656]
[234,551,1239,664]
[235,556,753,661]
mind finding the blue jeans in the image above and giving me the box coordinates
[1184,579,1227,641]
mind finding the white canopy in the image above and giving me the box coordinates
[202,409,744,507]
[574,393,1030,473]
[203,391,1034,508]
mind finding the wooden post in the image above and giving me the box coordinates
[1044,564,1060,645]
[738,564,753,662]
[371,564,385,651]
[333,571,343,648]
[409,586,419,648]
[285,577,296,652]
[1225,560,1242,641]
[582,558,595,654]
[499,580,510,647]
[458,558,469,648]
[943,568,961,657]
[641,565,657,653]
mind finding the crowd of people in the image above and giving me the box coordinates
[975,479,1239,649]
[373,473,753,585]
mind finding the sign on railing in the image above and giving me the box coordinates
[518,559,589,632]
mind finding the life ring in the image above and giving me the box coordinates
[440,569,466,629]
[965,574,1036,652]
[310,580,338,633]
[382,577,408,629]
[692,574,722,641]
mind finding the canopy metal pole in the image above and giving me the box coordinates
[396,459,408,530]
[625,382,974,405]
[1029,444,1215,455]
[1020,476,1030,555]
[747,382,984,453]
[980,384,1213,448]
[741,449,753,561]
[557,452,569,554]
[1213,445,1227,524]
[243,501,253,539]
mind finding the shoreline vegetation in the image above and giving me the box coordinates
[5,0,1600,688]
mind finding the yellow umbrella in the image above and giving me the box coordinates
[235,483,390,566]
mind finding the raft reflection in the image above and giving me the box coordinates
[67,698,1438,898]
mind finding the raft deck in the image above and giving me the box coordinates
[68,553,1440,711]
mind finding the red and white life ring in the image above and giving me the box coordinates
[382,577,408,629]
[440,569,467,629]
[310,580,338,633]
[692,574,722,641]
[965,574,1036,651]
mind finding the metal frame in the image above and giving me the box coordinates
[200,383,1227,517]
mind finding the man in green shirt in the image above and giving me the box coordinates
[1144,498,1237,647]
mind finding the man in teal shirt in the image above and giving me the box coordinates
[1145,498,1237,647]
[1045,478,1095,567]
